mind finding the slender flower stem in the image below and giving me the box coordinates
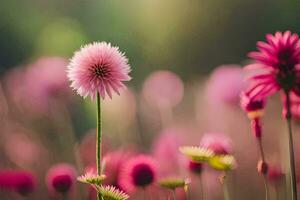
[222,173,230,200]
[285,90,297,200]
[172,189,177,200]
[96,92,102,200]
[199,175,204,200]
[257,138,270,200]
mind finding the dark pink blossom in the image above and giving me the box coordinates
[45,163,77,195]
[246,31,300,100]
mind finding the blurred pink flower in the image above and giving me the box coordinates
[152,128,186,176]
[4,57,71,114]
[119,155,156,193]
[200,133,232,155]
[4,132,43,168]
[102,150,135,188]
[67,42,131,100]
[205,65,245,105]
[246,31,300,100]
[142,70,184,108]
[45,163,77,195]
[0,170,36,196]
[268,166,284,183]
[188,161,203,175]
[240,92,266,113]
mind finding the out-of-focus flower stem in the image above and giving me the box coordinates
[172,189,177,200]
[199,176,204,200]
[257,139,269,200]
[96,92,103,200]
[285,90,297,200]
[221,172,230,200]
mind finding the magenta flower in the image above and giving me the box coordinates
[67,42,131,100]
[246,31,300,100]
[188,161,203,174]
[0,170,36,196]
[200,133,232,155]
[45,164,77,195]
[240,92,266,113]
[119,155,156,193]
[268,166,284,183]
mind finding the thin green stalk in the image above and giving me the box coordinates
[96,92,102,200]
[172,189,177,200]
[285,91,297,200]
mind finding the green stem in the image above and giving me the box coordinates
[285,91,297,200]
[96,92,102,200]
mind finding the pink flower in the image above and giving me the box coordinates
[0,170,36,196]
[268,166,284,183]
[200,133,232,155]
[246,31,300,100]
[45,163,77,195]
[67,42,131,100]
[3,57,71,114]
[119,155,156,193]
[102,150,135,188]
[205,65,246,104]
[188,161,203,174]
[142,70,184,108]
[240,92,266,113]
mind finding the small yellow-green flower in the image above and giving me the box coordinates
[96,185,129,200]
[77,172,106,185]
[179,146,215,162]
[208,155,236,171]
[158,177,190,190]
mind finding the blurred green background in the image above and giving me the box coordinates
[0,0,300,84]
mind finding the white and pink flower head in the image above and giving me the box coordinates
[200,133,232,155]
[67,42,131,100]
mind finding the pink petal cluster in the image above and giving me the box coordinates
[4,57,71,114]
[67,42,131,100]
[240,92,266,113]
[102,150,135,188]
[119,155,156,192]
[0,170,36,196]
[45,163,77,195]
[246,31,300,100]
